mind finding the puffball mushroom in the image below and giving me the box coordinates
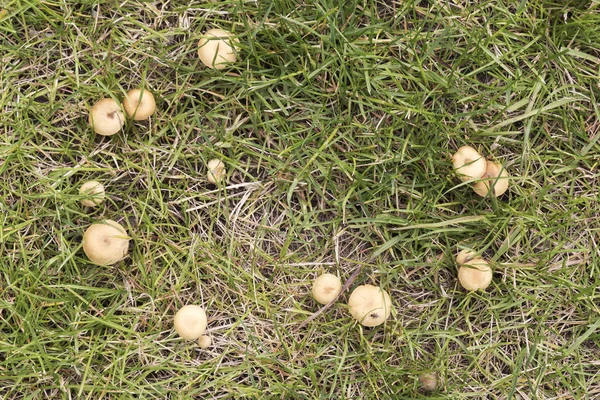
[89,98,125,136]
[347,284,392,327]
[473,161,509,197]
[174,305,207,340]
[207,159,226,183]
[82,219,129,265]
[197,28,238,70]
[197,335,212,349]
[451,146,487,182]
[419,373,438,392]
[311,273,342,305]
[123,88,156,120]
[457,258,493,291]
[79,180,105,207]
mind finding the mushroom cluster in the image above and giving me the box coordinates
[455,249,493,291]
[451,146,509,198]
[89,88,156,136]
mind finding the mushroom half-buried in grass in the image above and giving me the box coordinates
[79,180,105,207]
[472,160,509,197]
[347,284,392,327]
[197,28,238,70]
[174,305,208,340]
[207,159,226,184]
[123,88,156,121]
[311,273,342,305]
[451,146,487,182]
[457,257,493,291]
[89,98,125,136]
[82,219,130,265]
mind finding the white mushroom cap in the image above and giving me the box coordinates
[82,220,129,265]
[311,273,342,305]
[174,305,207,340]
[197,28,238,70]
[89,98,125,136]
[79,180,106,207]
[207,159,226,183]
[458,258,493,291]
[347,284,392,327]
[451,146,487,182]
[123,88,156,120]
[473,161,509,197]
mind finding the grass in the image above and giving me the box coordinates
[1,0,600,398]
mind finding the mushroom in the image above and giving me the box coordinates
[197,335,212,349]
[123,88,156,120]
[473,161,509,197]
[451,146,487,182]
[347,284,392,327]
[79,180,106,207]
[173,305,207,340]
[419,372,438,392]
[197,28,238,70]
[457,257,493,291]
[311,273,342,305]
[455,249,477,266]
[207,159,226,183]
[82,219,129,265]
[89,98,125,136]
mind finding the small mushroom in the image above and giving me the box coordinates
[197,28,238,70]
[419,372,438,392]
[451,146,487,182]
[173,305,207,340]
[82,219,129,265]
[197,335,212,349]
[473,160,509,197]
[457,257,493,291]
[207,159,226,183]
[89,98,125,136]
[311,273,342,305]
[79,180,106,207]
[347,284,392,327]
[123,88,156,120]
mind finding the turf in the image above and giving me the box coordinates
[1,0,600,398]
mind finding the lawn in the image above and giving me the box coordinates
[1,0,600,398]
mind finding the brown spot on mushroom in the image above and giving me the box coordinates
[370,312,379,319]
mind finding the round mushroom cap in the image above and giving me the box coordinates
[347,284,392,327]
[311,273,342,305]
[89,98,125,136]
[458,258,493,291]
[419,372,438,392]
[207,159,226,183]
[473,161,509,197]
[174,305,207,340]
[197,28,238,70]
[82,220,129,265]
[123,88,156,120]
[451,146,487,182]
[197,335,212,349]
[79,180,106,207]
